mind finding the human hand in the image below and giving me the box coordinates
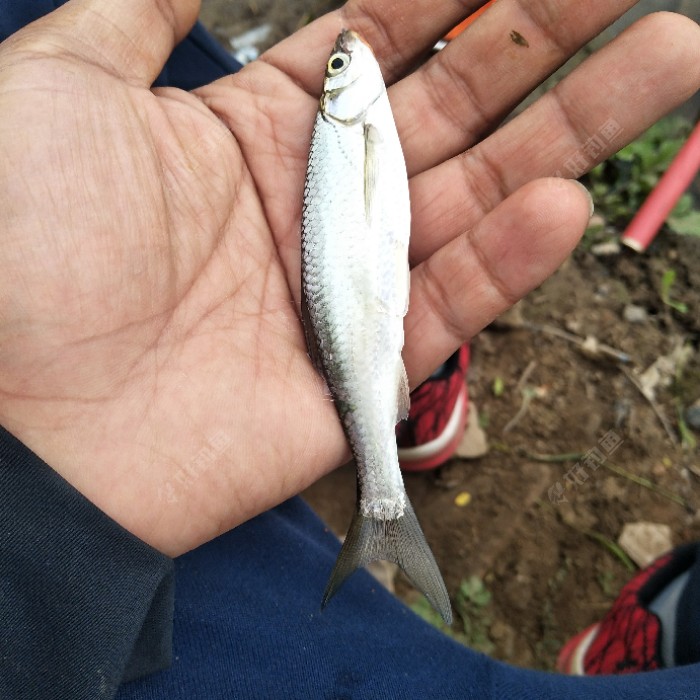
[0,0,697,555]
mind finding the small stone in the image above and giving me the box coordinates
[565,318,582,334]
[456,402,489,458]
[588,214,606,229]
[580,335,601,360]
[618,522,673,568]
[685,400,700,430]
[651,462,667,477]
[623,304,649,323]
[591,241,621,256]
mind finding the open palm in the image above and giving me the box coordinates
[0,0,697,555]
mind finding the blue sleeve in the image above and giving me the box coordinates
[0,426,175,699]
[0,0,58,42]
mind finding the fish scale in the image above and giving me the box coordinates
[300,29,452,625]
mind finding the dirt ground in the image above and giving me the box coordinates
[199,1,700,671]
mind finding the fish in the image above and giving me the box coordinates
[300,29,452,625]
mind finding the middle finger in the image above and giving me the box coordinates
[391,0,641,177]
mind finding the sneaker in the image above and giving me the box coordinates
[557,543,700,675]
[397,345,470,472]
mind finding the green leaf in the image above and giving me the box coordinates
[492,376,505,397]
[458,576,492,607]
[660,269,688,313]
[668,210,700,237]
[586,531,636,571]
[671,194,693,218]
[661,268,677,297]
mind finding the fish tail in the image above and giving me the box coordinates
[322,497,453,624]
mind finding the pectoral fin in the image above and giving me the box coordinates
[364,122,381,224]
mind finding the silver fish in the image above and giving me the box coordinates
[300,29,452,624]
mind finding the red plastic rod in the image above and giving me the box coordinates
[621,120,700,252]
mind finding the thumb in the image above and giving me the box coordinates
[2,0,200,86]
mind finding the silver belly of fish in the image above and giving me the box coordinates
[300,29,451,625]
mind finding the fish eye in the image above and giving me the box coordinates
[327,52,350,75]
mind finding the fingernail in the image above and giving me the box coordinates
[573,180,594,218]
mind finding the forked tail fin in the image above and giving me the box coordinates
[322,497,452,624]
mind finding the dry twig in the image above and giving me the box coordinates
[621,366,678,446]
[523,323,632,364]
[502,361,537,435]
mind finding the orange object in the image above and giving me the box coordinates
[445,0,499,40]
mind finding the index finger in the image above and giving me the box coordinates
[391,0,640,175]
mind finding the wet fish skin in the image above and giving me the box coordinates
[301,29,452,624]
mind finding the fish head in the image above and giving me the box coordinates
[320,30,384,124]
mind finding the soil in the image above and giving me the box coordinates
[199,0,700,671]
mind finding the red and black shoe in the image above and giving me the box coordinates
[396,344,470,472]
[557,543,700,675]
